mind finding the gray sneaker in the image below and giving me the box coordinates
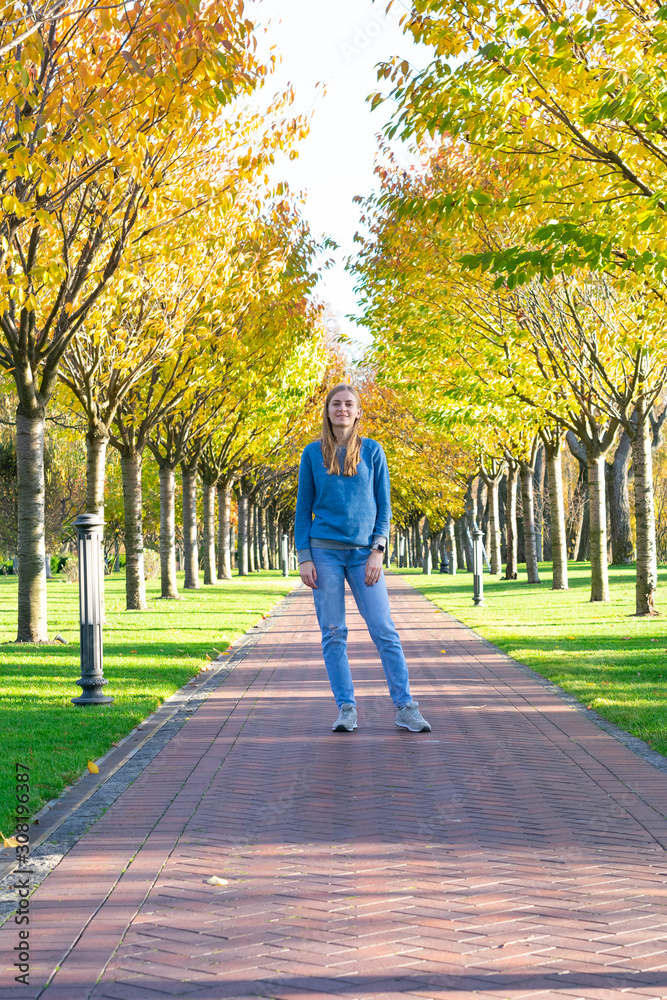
[396,701,431,732]
[333,703,357,732]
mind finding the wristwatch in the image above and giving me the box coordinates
[372,542,386,553]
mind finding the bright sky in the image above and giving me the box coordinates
[255,0,431,349]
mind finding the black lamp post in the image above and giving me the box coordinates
[72,513,113,705]
[472,528,485,607]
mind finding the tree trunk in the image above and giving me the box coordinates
[465,476,478,531]
[422,520,432,574]
[454,517,466,571]
[16,411,48,641]
[258,505,269,569]
[587,453,610,602]
[267,507,276,570]
[217,483,232,580]
[182,465,199,590]
[432,535,440,572]
[253,504,260,570]
[487,480,501,574]
[86,429,108,517]
[632,401,658,615]
[534,444,545,562]
[476,478,488,546]
[247,503,256,572]
[462,521,473,572]
[505,463,518,580]
[607,431,635,565]
[545,442,568,590]
[520,463,541,583]
[120,449,147,611]
[446,515,457,574]
[85,427,109,618]
[159,465,179,599]
[202,480,216,585]
[413,521,421,566]
[542,464,552,561]
[238,494,248,576]
[574,474,590,561]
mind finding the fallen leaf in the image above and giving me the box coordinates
[0,831,20,848]
[87,761,99,773]
[206,876,229,885]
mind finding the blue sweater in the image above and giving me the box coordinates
[294,438,391,558]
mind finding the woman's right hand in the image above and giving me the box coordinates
[299,560,317,589]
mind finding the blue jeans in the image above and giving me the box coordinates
[310,547,412,708]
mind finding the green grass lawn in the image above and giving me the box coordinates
[399,562,667,757]
[0,570,295,835]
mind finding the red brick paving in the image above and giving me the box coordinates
[2,575,667,999]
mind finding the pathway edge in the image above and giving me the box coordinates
[398,572,667,778]
[0,583,303,923]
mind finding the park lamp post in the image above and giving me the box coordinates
[472,528,485,607]
[71,513,113,706]
[281,533,289,577]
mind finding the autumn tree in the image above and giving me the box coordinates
[379,0,667,279]
[352,146,667,607]
[0,0,267,640]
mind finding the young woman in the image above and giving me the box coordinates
[295,383,431,733]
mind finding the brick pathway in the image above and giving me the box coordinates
[2,575,667,1000]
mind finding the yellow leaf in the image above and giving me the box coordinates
[1,831,20,848]
[87,761,99,773]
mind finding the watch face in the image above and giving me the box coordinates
[376,545,385,552]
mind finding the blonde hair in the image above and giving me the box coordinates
[320,383,362,476]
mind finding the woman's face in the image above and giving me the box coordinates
[328,390,361,435]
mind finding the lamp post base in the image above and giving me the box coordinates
[72,674,114,705]
[72,693,114,705]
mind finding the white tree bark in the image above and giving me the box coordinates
[182,464,200,590]
[487,480,501,575]
[545,442,568,591]
[217,483,232,580]
[237,494,248,576]
[120,449,147,610]
[505,463,519,580]
[159,465,179,599]
[202,479,217,585]
[16,412,48,641]
[587,453,610,602]
[632,400,658,615]
[520,463,541,584]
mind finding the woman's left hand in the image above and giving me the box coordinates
[365,548,384,586]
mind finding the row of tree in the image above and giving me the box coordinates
[0,0,352,641]
[348,0,667,615]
